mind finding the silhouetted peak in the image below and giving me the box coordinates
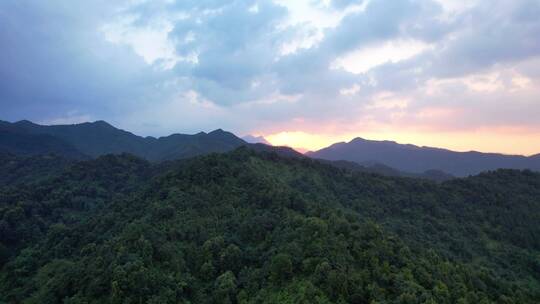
[349,137,401,146]
[310,135,540,177]
[208,129,240,139]
[209,128,226,135]
[349,137,366,143]
[90,120,115,129]
[14,120,37,127]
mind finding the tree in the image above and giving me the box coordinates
[270,254,293,284]
[214,271,237,304]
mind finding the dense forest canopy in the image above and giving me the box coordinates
[0,148,539,303]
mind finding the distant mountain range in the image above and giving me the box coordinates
[0,120,245,161]
[307,137,540,177]
[2,120,538,179]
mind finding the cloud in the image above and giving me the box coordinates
[1,0,540,154]
[101,15,183,69]
[331,39,433,74]
[0,0,168,122]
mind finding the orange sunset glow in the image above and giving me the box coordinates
[264,129,540,155]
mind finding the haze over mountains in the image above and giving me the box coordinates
[242,135,271,145]
[1,119,539,178]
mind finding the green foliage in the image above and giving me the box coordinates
[270,254,293,284]
[0,148,539,303]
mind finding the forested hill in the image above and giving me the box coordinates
[1,148,539,303]
[0,125,86,159]
[0,120,453,181]
[0,120,246,161]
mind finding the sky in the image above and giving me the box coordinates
[1,0,540,155]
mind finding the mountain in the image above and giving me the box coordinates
[0,120,453,181]
[242,134,271,145]
[0,122,86,159]
[308,137,540,177]
[3,119,530,180]
[241,144,454,181]
[0,120,246,161]
[1,148,539,303]
[147,129,246,161]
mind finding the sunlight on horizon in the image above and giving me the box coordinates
[265,130,540,156]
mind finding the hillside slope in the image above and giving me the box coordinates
[0,149,538,303]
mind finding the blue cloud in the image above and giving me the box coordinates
[0,0,168,122]
[1,0,540,137]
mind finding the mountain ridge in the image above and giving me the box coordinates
[2,119,539,178]
[0,120,246,161]
[308,136,540,176]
